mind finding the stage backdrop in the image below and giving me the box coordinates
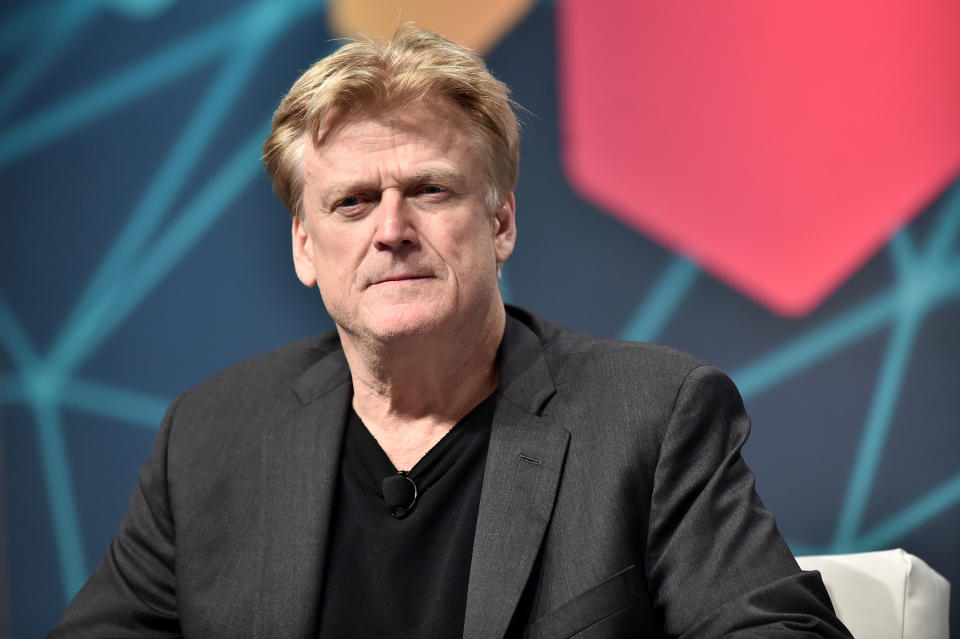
[2,1,958,635]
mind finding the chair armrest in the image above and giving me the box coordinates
[796,548,950,639]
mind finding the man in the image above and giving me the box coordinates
[51,25,851,638]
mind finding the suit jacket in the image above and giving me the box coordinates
[51,306,851,638]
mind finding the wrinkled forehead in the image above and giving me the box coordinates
[313,95,473,147]
[309,99,489,176]
[300,101,487,192]
[295,95,499,210]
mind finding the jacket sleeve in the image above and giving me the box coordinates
[48,399,183,638]
[644,365,852,637]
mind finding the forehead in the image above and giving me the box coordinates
[303,101,482,185]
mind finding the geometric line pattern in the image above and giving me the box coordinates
[2,2,958,633]
[620,255,699,343]
[619,184,960,555]
[0,0,325,606]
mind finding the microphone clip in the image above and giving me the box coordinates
[382,470,418,519]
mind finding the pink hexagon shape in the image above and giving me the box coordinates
[558,0,960,316]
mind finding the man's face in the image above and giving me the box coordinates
[292,101,516,346]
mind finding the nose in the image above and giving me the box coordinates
[372,192,419,251]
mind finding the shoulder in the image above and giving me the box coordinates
[179,330,341,405]
[506,304,714,398]
[504,305,744,457]
[162,330,344,446]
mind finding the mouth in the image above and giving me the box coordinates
[370,274,434,286]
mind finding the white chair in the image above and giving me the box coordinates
[796,549,950,639]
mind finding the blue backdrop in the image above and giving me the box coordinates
[2,1,958,636]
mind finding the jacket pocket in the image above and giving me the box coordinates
[523,564,657,638]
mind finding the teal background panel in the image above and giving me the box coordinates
[1,1,958,636]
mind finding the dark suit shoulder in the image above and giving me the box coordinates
[508,305,713,402]
[176,330,340,408]
[163,330,344,461]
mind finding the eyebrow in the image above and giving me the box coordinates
[408,167,469,190]
[318,167,471,203]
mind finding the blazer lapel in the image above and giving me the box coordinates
[463,317,571,639]
[256,347,352,638]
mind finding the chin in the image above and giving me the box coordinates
[360,304,447,342]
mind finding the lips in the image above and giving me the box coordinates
[370,273,434,286]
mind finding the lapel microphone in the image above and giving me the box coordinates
[382,470,418,519]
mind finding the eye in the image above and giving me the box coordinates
[415,184,451,201]
[335,195,361,209]
[332,194,373,217]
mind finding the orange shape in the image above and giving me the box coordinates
[328,0,532,53]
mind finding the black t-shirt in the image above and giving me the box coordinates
[317,393,495,637]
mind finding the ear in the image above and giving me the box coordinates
[291,215,318,287]
[492,192,517,265]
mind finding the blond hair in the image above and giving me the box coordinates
[262,24,519,219]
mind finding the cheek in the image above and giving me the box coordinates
[446,233,499,283]
[452,214,497,254]
[314,226,364,272]
[310,243,351,299]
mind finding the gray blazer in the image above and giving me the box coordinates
[51,306,850,638]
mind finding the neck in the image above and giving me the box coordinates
[338,304,506,469]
